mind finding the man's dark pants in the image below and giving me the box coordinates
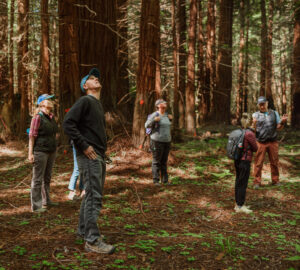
[77,154,106,244]
[151,140,170,183]
[234,160,250,207]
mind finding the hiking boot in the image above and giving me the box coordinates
[253,184,260,190]
[68,190,78,200]
[33,208,47,213]
[42,201,59,209]
[153,181,161,186]
[235,205,253,214]
[85,240,115,254]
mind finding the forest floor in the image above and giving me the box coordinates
[0,126,299,270]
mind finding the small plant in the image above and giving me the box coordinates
[13,246,26,256]
[131,240,157,253]
[161,246,175,253]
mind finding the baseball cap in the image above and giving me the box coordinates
[37,94,55,105]
[155,99,167,107]
[80,68,100,93]
[257,96,267,105]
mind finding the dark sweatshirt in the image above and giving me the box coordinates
[63,95,106,157]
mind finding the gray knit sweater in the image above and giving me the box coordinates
[145,112,171,142]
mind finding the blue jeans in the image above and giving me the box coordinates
[77,154,106,244]
[68,145,83,191]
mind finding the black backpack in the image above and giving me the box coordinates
[226,129,246,160]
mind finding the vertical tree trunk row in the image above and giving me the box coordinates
[260,0,267,97]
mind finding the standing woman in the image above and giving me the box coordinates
[145,99,172,185]
[28,94,58,213]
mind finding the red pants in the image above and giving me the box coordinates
[254,141,279,185]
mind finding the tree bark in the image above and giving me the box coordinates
[9,0,15,101]
[0,0,8,98]
[40,0,51,95]
[177,0,186,128]
[132,0,160,147]
[260,0,267,97]
[243,0,250,113]
[58,0,80,122]
[197,0,205,124]
[291,0,300,127]
[266,0,274,109]
[18,0,29,136]
[236,0,245,121]
[213,0,233,123]
[78,0,119,112]
[116,0,131,117]
[185,0,197,135]
[172,0,179,129]
[204,0,216,121]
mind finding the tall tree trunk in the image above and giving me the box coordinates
[266,0,274,109]
[0,0,8,98]
[291,0,300,127]
[185,0,197,134]
[132,0,160,147]
[260,0,267,96]
[18,0,29,136]
[116,0,130,117]
[172,0,179,129]
[78,0,118,112]
[9,0,15,101]
[197,0,205,124]
[58,0,80,129]
[177,0,186,128]
[213,0,233,123]
[236,0,245,121]
[40,0,51,95]
[243,0,250,113]
[204,0,215,121]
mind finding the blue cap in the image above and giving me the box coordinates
[37,94,55,105]
[257,96,267,105]
[80,68,100,93]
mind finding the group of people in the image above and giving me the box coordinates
[27,67,287,254]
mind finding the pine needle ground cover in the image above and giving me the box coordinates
[0,130,299,270]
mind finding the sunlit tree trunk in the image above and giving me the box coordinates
[18,0,29,136]
[132,0,160,147]
[236,0,245,121]
[213,0,233,123]
[266,0,274,109]
[9,0,15,101]
[204,0,215,121]
[177,0,186,128]
[243,0,250,113]
[260,0,267,97]
[185,0,197,134]
[40,0,51,95]
[0,0,8,97]
[291,0,300,127]
[172,0,179,129]
[197,0,205,124]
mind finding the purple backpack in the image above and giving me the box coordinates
[146,112,160,135]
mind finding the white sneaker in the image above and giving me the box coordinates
[235,205,253,214]
[68,190,77,200]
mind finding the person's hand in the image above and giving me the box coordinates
[281,114,288,123]
[83,146,98,160]
[252,117,257,127]
[168,114,173,120]
[28,153,34,163]
[154,116,160,122]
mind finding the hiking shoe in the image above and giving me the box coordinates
[68,190,78,200]
[272,182,281,186]
[33,208,47,213]
[153,182,161,186]
[85,240,115,254]
[253,184,260,190]
[235,205,253,214]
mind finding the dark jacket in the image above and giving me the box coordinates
[241,129,258,161]
[63,95,107,157]
[253,110,277,142]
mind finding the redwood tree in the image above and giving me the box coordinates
[132,0,160,147]
[0,0,8,98]
[40,0,51,95]
[177,0,186,128]
[213,0,233,123]
[292,0,300,127]
[18,0,29,136]
[260,0,267,97]
[185,0,197,134]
